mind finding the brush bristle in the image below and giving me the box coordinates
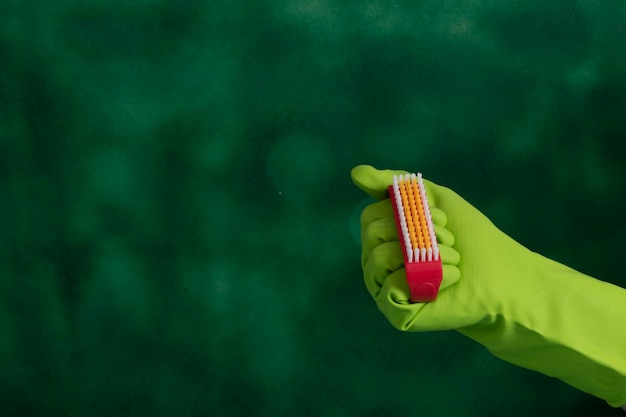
[391,173,439,263]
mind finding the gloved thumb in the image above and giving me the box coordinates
[350,165,409,200]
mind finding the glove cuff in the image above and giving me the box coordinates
[459,254,626,407]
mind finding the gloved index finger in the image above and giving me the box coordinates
[351,165,409,200]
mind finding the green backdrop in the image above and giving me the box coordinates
[2,1,626,416]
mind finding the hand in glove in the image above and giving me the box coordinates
[351,164,626,408]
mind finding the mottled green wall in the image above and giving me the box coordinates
[2,1,626,416]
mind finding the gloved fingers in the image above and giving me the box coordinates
[363,241,404,299]
[434,224,455,247]
[441,264,461,290]
[360,200,396,267]
[359,199,392,229]
[439,244,461,290]
[361,216,397,267]
[430,206,447,227]
[378,268,412,306]
[439,244,460,266]
[351,165,409,200]
[376,269,424,331]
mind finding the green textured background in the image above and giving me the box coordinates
[2,1,626,416]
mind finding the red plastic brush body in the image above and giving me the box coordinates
[388,177,443,303]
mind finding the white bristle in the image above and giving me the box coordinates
[403,225,413,263]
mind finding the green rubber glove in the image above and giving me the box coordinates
[351,164,626,408]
